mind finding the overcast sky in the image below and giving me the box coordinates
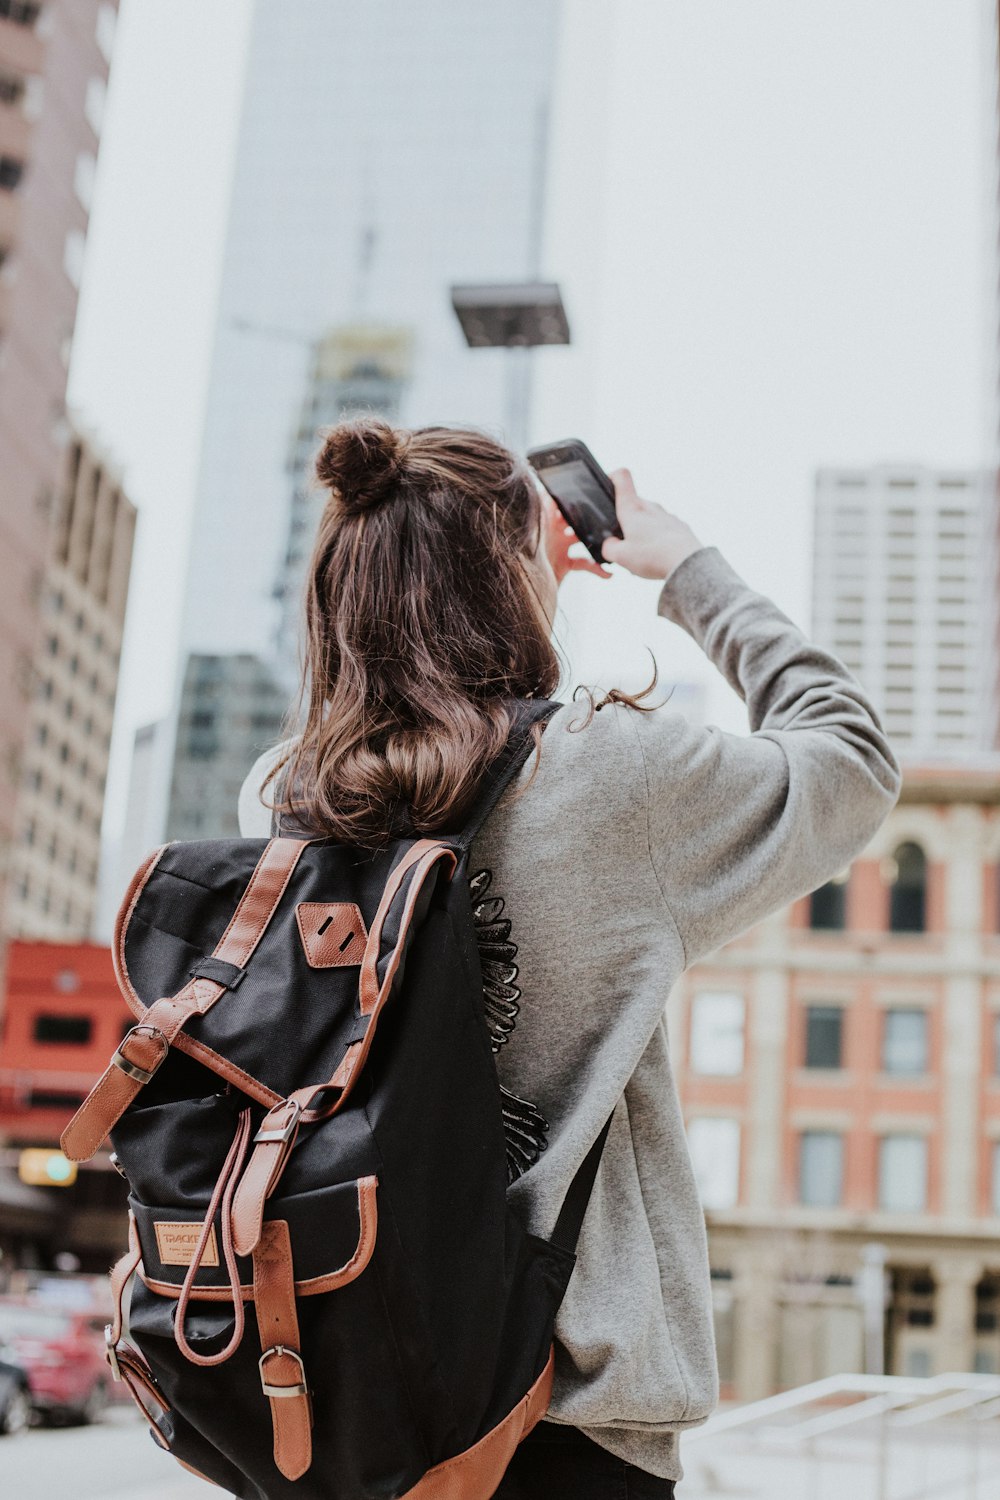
[68,0,996,848]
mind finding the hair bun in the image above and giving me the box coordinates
[315,418,406,514]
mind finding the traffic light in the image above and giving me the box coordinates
[17,1149,78,1188]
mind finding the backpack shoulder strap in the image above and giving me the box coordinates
[454,697,561,852]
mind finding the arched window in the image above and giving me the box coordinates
[888,842,926,933]
[809,870,849,930]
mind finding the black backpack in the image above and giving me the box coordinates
[61,700,611,1499]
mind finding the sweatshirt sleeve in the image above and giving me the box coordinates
[631,545,902,969]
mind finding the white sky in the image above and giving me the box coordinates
[68,0,996,848]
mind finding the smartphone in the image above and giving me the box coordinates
[526,439,622,566]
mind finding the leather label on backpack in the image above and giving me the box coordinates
[295,903,368,968]
[154,1221,219,1268]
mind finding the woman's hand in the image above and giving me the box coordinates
[601,468,704,581]
[542,494,612,587]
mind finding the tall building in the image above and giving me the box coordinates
[0,0,118,923]
[6,426,135,940]
[672,759,1000,1400]
[163,0,560,839]
[167,653,288,842]
[812,466,995,758]
[274,323,413,685]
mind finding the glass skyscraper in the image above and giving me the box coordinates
[166,0,560,836]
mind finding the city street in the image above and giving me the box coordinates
[0,1409,203,1500]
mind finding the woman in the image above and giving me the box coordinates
[240,419,901,1498]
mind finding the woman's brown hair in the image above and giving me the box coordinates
[264,419,564,847]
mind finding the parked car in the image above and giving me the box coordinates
[0,1346,31,1436]
[0,1300,109,1425]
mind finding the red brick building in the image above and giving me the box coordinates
[672,761,1000,1399]
[0,939,129,1268]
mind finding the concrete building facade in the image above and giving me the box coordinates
[0,0,118,922]
[671,760,1000,1399]
[812,466,996,759]
[6,427,135,940]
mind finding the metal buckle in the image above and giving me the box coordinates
[258,1345,308,1399]
[253,1100,302,1146]
[111,1025,168,1086]
[104,1325,122,1383]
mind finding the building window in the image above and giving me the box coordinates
[805,1005,843,1069]
[882,1008,928,1075]
[33,1014,92,1045]
[809,871,848,929]
[687,1117,741,1210]
[878,1134,927,1212]
[0,155,24,190]
[887,842,927,932]
[0,1,41,25]
[799,1131,844,1207]
[689,992,745,1076]
[992,1144,1000,1217]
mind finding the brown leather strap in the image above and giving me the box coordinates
[254,1219,312,1481]
[358,839,453,1015]
[61,838,310,1161]
[303,841,457,1120]
[104,1213,171,1445]
[174,1107,252,1368]
[230,842,456,1255]
[231,1098,302,1257]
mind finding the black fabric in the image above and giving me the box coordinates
[454,699,561,851]
[188,955,247,989]
[101,700,617,1500]
[552,1112,614,1255]
[496,1423,677,1499]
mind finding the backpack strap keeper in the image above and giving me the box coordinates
[189,956,248,990]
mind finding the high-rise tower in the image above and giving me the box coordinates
[812,465,995,758]
[164,0,560,838]
[0,1,118,916]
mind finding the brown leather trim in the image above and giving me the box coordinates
[172,1034,283,1109]
[114,844,170,1017]
[295,902,368,967]
[139,1176,378,1301]
[359,840,456,1015]
[231,1099,302,1257]
[62,839,309,1161]
[253,1218,312,1480]
[399,1345,555,1500]
[296,843,457,1125]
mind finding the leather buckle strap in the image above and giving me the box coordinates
[112,1024,168,1086]
[253,1099,302,1145]
[253,1219,312,1481]
[232,1100,303,1257]
[259,1344,308,1399]
[61,837,310,1163]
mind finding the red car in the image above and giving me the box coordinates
[0,1299,110,1424]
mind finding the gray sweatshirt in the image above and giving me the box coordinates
[238,544,902,1482]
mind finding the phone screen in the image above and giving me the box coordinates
[539,460,617,542]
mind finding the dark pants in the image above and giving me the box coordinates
[495,1421,677,1498]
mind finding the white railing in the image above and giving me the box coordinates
[683,1372,1000,1500]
